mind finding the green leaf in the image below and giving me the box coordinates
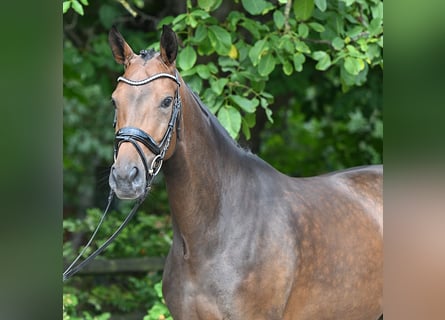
[293,0,314,21]
[346,26,363,39]
[280,36,295,54]
[357,38,368,53]
[249,79,264,93]
[344,57,356,75]
[230,95,259,113]
[264,107,273,122]
[218,106,242,139]
[210,78,228,95]
[332,37,344,50]
[173,13,187,26]
[198,0,222,11]
[244,111,257,127]
[71,0,84,15]
[346,44,360,56]
[369,18,383,36]
[196,65,211,79]
[314,0,327,11]
[312,51,331,70]
[240,19,266,39]
[177,46,197,71]
[227,11,243,30]
[63,1,71,13]
[208,25,232,55]
[371,2,383,20]
[295,40,311,54]
[366,44,381,60]
[344,57,364,75]
[194,24,207,43]
[261,91,274,102]
[273,10,285,29]
[293,53,306,72]
[241,0,275,15]
[154,281,163,298]
[282,60,293,75]
[340,63,355,89]
[133,0,144,8]
[241,120,252,140]
[340,0,355,6]
[187,15,199,28]
[79,0,89,5]
[197,38,214,55]
[249,39,268,66]
[308,22,325,33]
[190,9,211,20]
[207,62,218,74]
[258,53,276,77]
[218,56,239,68]
[298,23,309,38]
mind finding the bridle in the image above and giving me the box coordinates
[114,70,182,193]
[63,70,182,281]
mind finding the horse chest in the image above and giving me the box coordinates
[162,237,296,320]
[162,253,234,319]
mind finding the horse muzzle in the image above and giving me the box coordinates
[109,155,148,200]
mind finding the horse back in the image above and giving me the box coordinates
[323,164,383,234]
[282,164,383,319]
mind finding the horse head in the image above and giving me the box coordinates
[108,25,181,200]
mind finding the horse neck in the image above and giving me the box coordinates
[163,82,241,242]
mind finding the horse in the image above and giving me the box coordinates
[108,25,383,320]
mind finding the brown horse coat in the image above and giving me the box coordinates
[108,25,383,320]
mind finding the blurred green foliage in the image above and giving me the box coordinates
[160,0,383,139]
[63,208,172,318]
[63,0,382,318]
[143,281,173,320]
[260,62,382,175]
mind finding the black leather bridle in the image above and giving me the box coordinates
[63,70,181,281]
[114,70,182,193]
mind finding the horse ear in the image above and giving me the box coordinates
[108,25,134,66]
[160,25,178,66]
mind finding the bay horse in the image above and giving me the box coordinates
[108,25,383,320]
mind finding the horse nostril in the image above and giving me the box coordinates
[129,167,138,181]
[111,166,138,182]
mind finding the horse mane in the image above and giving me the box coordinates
[140,49,156,61]
[186,85,245,151]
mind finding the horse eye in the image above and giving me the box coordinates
[161,96,173,108]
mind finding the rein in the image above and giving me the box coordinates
[63,70,181,281]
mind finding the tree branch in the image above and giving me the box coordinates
[284,0,292,32]
[116,0,137,17]
[304,38,334,49]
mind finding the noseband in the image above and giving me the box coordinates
[114,70,181,194]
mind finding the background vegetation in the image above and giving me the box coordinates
[63,0,382,318]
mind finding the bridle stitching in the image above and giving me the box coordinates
[117,72,180,86]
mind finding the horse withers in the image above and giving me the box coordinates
[108,25,383,320]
